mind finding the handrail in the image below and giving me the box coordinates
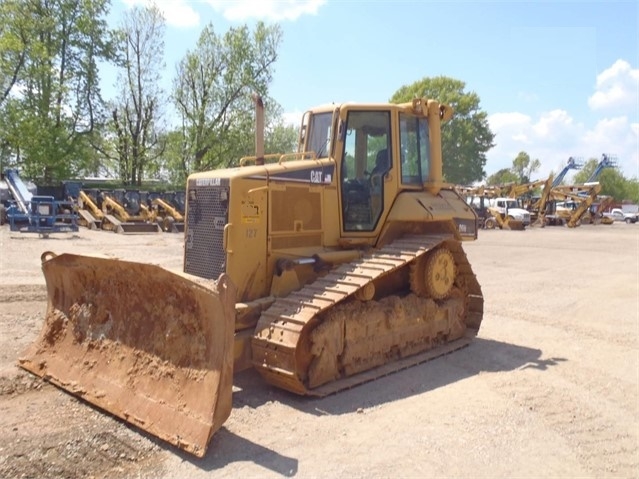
[239,151,318,167]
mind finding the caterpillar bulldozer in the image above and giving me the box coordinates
[19,97,483,458]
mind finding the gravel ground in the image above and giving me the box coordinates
[0,222,637,478]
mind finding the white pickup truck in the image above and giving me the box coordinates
[604,208,638,224]
[489,198,531,226]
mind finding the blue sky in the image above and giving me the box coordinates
[111,0,639,182]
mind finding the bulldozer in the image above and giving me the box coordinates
[19,97,484,458]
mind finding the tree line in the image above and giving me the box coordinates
[0,0,297,187]
[0,0,634,203]
[487,151,639,203]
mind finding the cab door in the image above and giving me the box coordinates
[338,109,392,234]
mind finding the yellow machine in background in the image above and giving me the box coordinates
[20,97,483,457]
[150,196,185,232]
[550,183,602,227]
[100,191,161,233]
[76,190,104,229]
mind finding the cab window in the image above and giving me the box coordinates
[308,112,333,158]
[340,110,391,232]
[399,114,429,185]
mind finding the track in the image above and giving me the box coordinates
[251,234,483,395]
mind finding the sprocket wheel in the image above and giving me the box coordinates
[409,248,457,300]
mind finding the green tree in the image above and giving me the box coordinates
[0,0,29,106]
[486,168,518,185]
[109,5,165,185]
[265,116,299,155]
[511,151,541,183]
[624,179,639,204]
[390,76,495,184]
[1,0,116,183]
[574,157,638,202]
[171,21,283,179]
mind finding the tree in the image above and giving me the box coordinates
[486,168,518,186]
[110,5,165,185]
[573,157,638,202]
[172,22,282,179]
[390,76,495,184]
[0,0,116,183]
[0,0,29,106]
[511,151,541,183]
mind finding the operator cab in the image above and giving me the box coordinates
[315,107,431,233]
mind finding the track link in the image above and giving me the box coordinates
[251,234,483,395]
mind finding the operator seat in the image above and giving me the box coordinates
[372,149,390,176]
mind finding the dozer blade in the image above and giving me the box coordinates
[18,252,236,458]
[116,222,162,234]
[505,220,525,230]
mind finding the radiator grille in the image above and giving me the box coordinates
[184,180,229,280]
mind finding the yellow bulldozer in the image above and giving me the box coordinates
[19,97,484,458]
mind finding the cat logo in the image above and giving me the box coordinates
[310,170,323,184]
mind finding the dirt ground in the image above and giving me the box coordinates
[0,223,637,478]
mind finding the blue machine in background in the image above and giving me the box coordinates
[2,169,78,237]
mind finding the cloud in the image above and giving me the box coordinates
[487,59,639,181]
[122,0,200,28]
[487,109,638,181]
[206,0,325,21]
[282,110,303,127]
[588,59,639,112]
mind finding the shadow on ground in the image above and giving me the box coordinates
[231,337,567,417]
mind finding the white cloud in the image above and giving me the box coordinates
[282,110,303,127]
[122,0,200,28]
[488,109,638,181]
[206,0,325,21]
[487,59,639,181]
[588,59,639,112]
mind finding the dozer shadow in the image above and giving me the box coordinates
[170,429,298,476]
[231,337,567,417]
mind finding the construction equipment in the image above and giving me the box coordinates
[146,192,185,232]
[586,154,616,183]
[99,189,161,233]
[484,204,525,230]
[584,196,615,225]
[76,190,105,229]
[3,169,78,237]
[484,197,528,230]
[549,183,602,227]
[506,175,554,226]
[19,97,483,457]
[551,157,583,187]
[456,185,506,229]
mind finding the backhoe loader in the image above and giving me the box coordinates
[19,97,483,458]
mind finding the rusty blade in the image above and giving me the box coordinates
[19,252,236,458]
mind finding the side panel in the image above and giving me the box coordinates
[226,183,269,301]
[382,189,478,241]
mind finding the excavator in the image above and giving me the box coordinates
[505,175,554,226]
[457,185,527,230]
[19,97,483,458]
[549,182,602,227]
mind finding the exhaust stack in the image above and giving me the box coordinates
[253,94,265,165]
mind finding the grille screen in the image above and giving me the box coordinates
[184,179,229,280]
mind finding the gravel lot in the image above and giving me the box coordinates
[0,222,637,478]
